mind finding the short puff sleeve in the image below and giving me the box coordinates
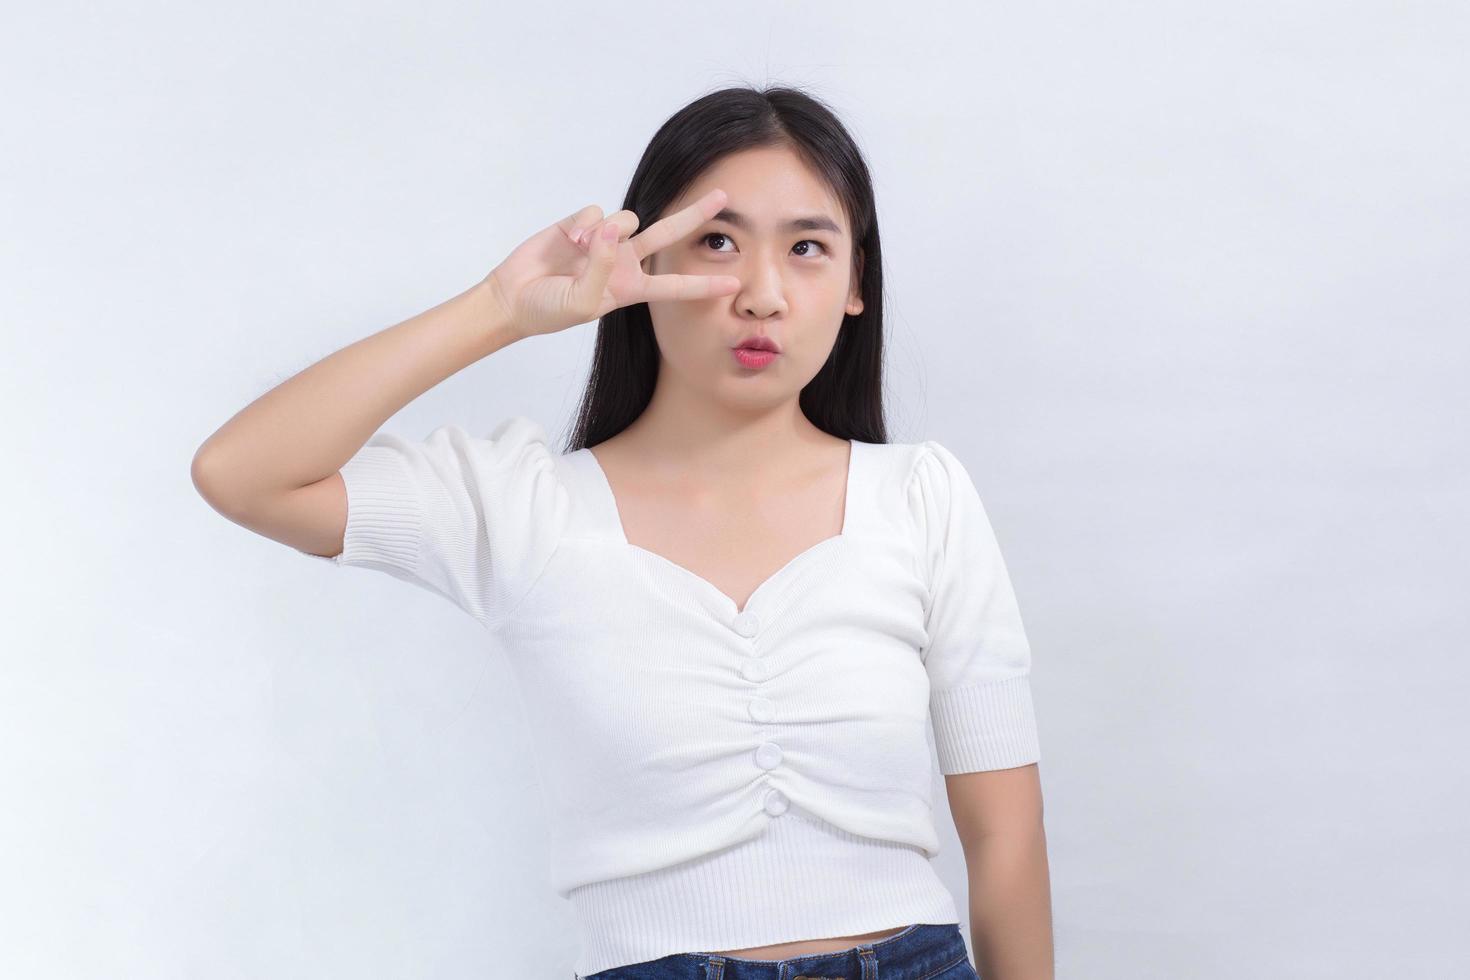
[908,440,1041,774]
[299,415,567,631]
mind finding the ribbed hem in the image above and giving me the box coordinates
[930,674,1040,774]
[566,805,959,978]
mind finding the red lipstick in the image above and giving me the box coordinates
[731,334,781,370]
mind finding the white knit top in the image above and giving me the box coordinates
[300,415,1042,977]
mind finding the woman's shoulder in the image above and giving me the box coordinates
[860,434,952,484]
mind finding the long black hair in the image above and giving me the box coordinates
[563,83,888,452]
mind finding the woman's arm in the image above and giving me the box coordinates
[946,763,1055,980]
[191,278,518,512]
[192,189,737,515]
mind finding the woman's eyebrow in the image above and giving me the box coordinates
[711,208,841,235]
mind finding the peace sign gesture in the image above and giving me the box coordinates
[483,188,741,340]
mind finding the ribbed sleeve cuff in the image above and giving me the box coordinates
[930,674,1040,774]
[328,445,423,572]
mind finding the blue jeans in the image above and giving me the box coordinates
[578,922,981,980]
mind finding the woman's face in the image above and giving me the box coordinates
[641,145,864,412]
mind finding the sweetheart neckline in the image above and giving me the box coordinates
[578,441,858,615]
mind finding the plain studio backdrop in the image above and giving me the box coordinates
[2,2,1466,978]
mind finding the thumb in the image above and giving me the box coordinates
[570,220,621,311]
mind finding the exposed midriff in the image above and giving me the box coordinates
[708,924,914,960]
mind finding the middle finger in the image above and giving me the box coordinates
[628,188,728,262]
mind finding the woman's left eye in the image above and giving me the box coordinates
[700,233,828,257]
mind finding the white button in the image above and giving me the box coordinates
[755,741,783,770]
[748,696,774,722]
[741,659,766,682]
[763,788,789,815]
[733,611,760,637]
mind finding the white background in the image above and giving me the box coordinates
[2,2,1466,977]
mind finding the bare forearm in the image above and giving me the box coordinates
[192,277,519,509]
[967,825,1054,980]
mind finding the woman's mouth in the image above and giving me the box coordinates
[732,346,779,369]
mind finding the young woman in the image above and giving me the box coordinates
[194,86,1053,980]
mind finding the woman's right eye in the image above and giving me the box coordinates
[700,232,734,253]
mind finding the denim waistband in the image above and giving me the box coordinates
[579,922,975,980]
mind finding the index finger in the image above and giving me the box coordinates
[639,271,742,304]
[630,188,728,262]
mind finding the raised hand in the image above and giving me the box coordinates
[483,188,742,340]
